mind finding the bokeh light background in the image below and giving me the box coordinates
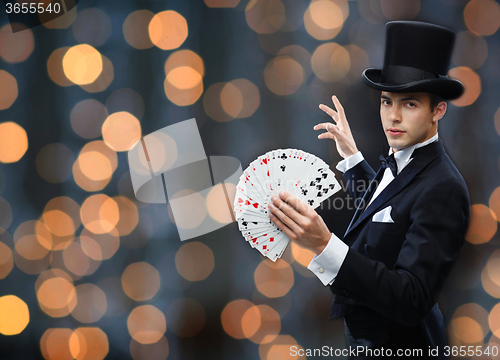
[0,0,499,359]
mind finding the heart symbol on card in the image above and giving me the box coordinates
[252,203,259,208]
[238,198,244,203]
[245,200,251,205]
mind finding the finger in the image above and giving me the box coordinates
[313,122,332,130]
[269,212,297,240]
[318,104,340,122]
[277,191,311,217]
[268,199,304,234]
[317,131,336,140]
[332,96,346,123]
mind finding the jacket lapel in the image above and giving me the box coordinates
[344,166,385,235]
[343,140,446,238]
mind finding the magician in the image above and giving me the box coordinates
[267,21,471,359]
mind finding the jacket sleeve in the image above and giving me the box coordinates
[329,180,470,326]
[342,160,377,202]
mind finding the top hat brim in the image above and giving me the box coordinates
[362,68,465,101]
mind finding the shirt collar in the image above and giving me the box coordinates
[389,133,439,175]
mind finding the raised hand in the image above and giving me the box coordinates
[315,95,359,159]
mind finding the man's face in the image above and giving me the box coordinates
[380,92,440,151]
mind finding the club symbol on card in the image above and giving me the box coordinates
[280,165,286,172]
[308,200,314,205]
[280,154,287,159]
[301,188,308,196]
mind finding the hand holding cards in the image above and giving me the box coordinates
[234,149,341,261]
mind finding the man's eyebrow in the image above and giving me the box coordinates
[380,95,422,103]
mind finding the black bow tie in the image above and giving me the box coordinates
[379,149,398,177]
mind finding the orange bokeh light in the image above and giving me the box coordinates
[123,10,155,50]
[312,42,350,82]
[149,11,188,50]
[63,44,103,85]
[0,121,28,163]
[0,70,18,110]
[102,111,142,152]
[490,186,500,221]
[465,204,497,244]
[220,79,260,119]
[221,299,255,339]
[40,328,74,360]
[70,283,107,323]
[263,56,304,95]
[70,327,109,360]
[0,241,14,279]
[242,304,280,344]
[254,259,294,298]
[464,0,500,36]
[175,241,214,281]
[37,276,77,318]
[81,194,120,234]
[303,0,347,40]
[449,66,481,107]
[121,262,161,301]
[80,55,115,93]
[130,336,169,360]
[0,295,29,335]
[0,23,35,63]
[73,141,117,192]
[127,305,167,344]
[47,47,74,87]
[70,99,109,139]
[291,242,315,266]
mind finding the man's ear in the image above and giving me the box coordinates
[433,101,447,123]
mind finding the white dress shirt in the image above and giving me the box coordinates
[307,133,440,286]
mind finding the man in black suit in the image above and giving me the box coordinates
[267,21,470,359]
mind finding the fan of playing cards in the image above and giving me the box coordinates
[234,149,342,261]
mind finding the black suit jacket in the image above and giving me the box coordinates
[328,140,470,355]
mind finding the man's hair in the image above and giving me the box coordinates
[429,93,445,112]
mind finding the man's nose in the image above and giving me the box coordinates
[388,105,402,122]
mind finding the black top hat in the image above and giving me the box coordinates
[362,21,464,100]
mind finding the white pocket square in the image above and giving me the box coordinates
[372,206,394,223]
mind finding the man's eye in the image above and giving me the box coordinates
[407,102,416,108]
[382,100,391,105]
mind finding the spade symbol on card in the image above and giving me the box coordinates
[322,173,328,179]
[316,184,322,190]
[316,191,323,197]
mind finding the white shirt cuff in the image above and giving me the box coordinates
[336,151,364,173]
[307,233,349,286]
